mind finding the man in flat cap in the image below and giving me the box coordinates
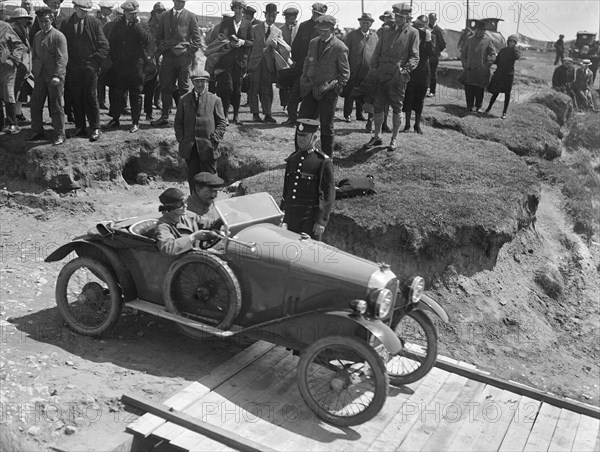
[174,69,227,193]
[554,33,565,65]
[366,2,419,150]
[29,0,68,42]
[247,3,281,123]
[97,0,116,25]
[552,57,577,109]
[0,10,25,134]
[342,13,378,126]
[281,118,334,240]
[151,0,202,127]
[207,0,253,126]
[244,5,260,26]
[103,0,150,133]
[27,8,68,144]
[277,6,299,112]
[283,2,328,126]
[62,0,109,142]
[298,15,349,157]
[186,172,224,224]
[427,12,446,98]
[154,187,221,256]
[142,1,166,120]
[460,19,495,112]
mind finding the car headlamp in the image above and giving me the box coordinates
[374,288,393,318]
[409,276,425,304]
[350,299,368,315]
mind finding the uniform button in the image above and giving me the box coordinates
[298,163,302,167]
[292,189,296,193]
[300,156,304,160]
[292,196,296,199]
[294,182,298,186]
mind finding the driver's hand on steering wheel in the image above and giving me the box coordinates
[190,229,222,242]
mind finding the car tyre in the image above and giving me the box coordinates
[55,257,122,336]
[163,252,242,338]
[385,310,438,385]
[297,335,388,426]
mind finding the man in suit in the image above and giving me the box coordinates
[278,7,298,112]
[103,0,150,133]
[151,0,202,127]
[298,15,350,157]
[283,2,326,126]
[208,0,253,125]
[62,0,109,142]
[247,3,281,123]
[27,8,68,145]
[9,7,33,123]
[174,69,227,192]
[427,13,446,97]
[342,12,378,125]
[96,0,116,108]
[96,0,116,26]
[243,6,260,26]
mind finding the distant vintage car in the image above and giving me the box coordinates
[569,31,598,61]
[46,192,449,426]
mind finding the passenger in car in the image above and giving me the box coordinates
[154,187,220,255]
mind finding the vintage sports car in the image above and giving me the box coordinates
[46,193,449,426]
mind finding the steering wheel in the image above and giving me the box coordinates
[199,218,224,250]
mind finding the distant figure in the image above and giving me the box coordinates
[402,15,433,134]
[9,7,33,123]
[278,7,299,112]
[551,57,577,108]
[554,34,565,65]
[426,12,446,98]
[376,10,394,133]
[460,20,496,113]
[342,13,378,126]
[281,119,334,241]
[96,0,116,26]
[588,40,599,84]
[574,59,597,111]
[485,34,520,119]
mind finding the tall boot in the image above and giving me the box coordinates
[403,112,411,132]
[414,112,423,134]
[231,93,241,123]
[220,92,232,121]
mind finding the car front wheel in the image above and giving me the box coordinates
[55,257,122,336]
[297,335,388,426]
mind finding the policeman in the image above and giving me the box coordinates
[281,119,335,240]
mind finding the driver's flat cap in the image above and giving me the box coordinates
[194,172,225,187]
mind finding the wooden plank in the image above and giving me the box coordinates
[150,422,189,442]
[396,373,470,451]
[523,403,562,452]
[547,409,581,451]
[419,378,487,452]
[122,394,274,452]
[571,415,600,452]
[126,340,276,437]
[368,366,451,451]
[171,353,299,451]
[498,396,542,452]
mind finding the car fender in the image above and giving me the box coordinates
[323,311,403,355]
[415,294,449,323]
[45,240,137,301]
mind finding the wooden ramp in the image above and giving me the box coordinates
[124,341,600,452]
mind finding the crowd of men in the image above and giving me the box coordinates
[0,0,448,152]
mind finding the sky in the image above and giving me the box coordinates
[12,0,598,42]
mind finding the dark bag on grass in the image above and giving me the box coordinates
[335,175,376,199]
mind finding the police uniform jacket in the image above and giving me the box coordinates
[282,147,335,227]
[154,211,206,256]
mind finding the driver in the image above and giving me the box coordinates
[154,188,221,255]
[186,172,223,225]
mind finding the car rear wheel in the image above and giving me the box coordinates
[384,310,438,385]
[297,336,388,426]
[55,257,122,336]
[163,252,241,339]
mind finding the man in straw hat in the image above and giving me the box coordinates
[281,118,334,240]
[9,6,33,123]
[174,68,227,192]
[342,12,378,128]
[27,7,68,145]
[247,3,282,124]
[283,2,328,126]
[574,59,597,111]
[365,2,419,150]
[298,14,349,157]
[0,3,25,134]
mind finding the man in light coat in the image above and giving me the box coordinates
[174,69,227,192]
[460,20,496,112]
[247,3,281,123]
[0,8,25,134]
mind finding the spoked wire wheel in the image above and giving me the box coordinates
[379,310,438,386]
[55,257,122,336]
[163,252,241,339]
[297,336,388,426]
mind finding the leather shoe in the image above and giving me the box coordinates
[382,124,392,133]
[145,113,153,121]
[90,129,101,142]
[6,125,21,134]
[16,113,26,121]
[343,116,351,123]
[52,136,65,146]
[365,136,382,147]
[281,118,297,126]
[365,119,373,132]
[150,116,169,127]
[233,116,243,125]
[103,119,120,129]
[67,113,75,123]
[414,125,423,134]
[389,138,398,150]
[263,115,277,124]
[356,114,366,121]
[402,125,411,133]
[122,108,130,115]
[252,114,263,122]
[129,124,139,133]
[27,132,46,141]
[70,128,87,138]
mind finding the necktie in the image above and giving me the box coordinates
[266,25,271,39]
[78,20,84,35]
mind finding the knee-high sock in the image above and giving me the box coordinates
[373,112,384,138]
[391,112,402,140]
